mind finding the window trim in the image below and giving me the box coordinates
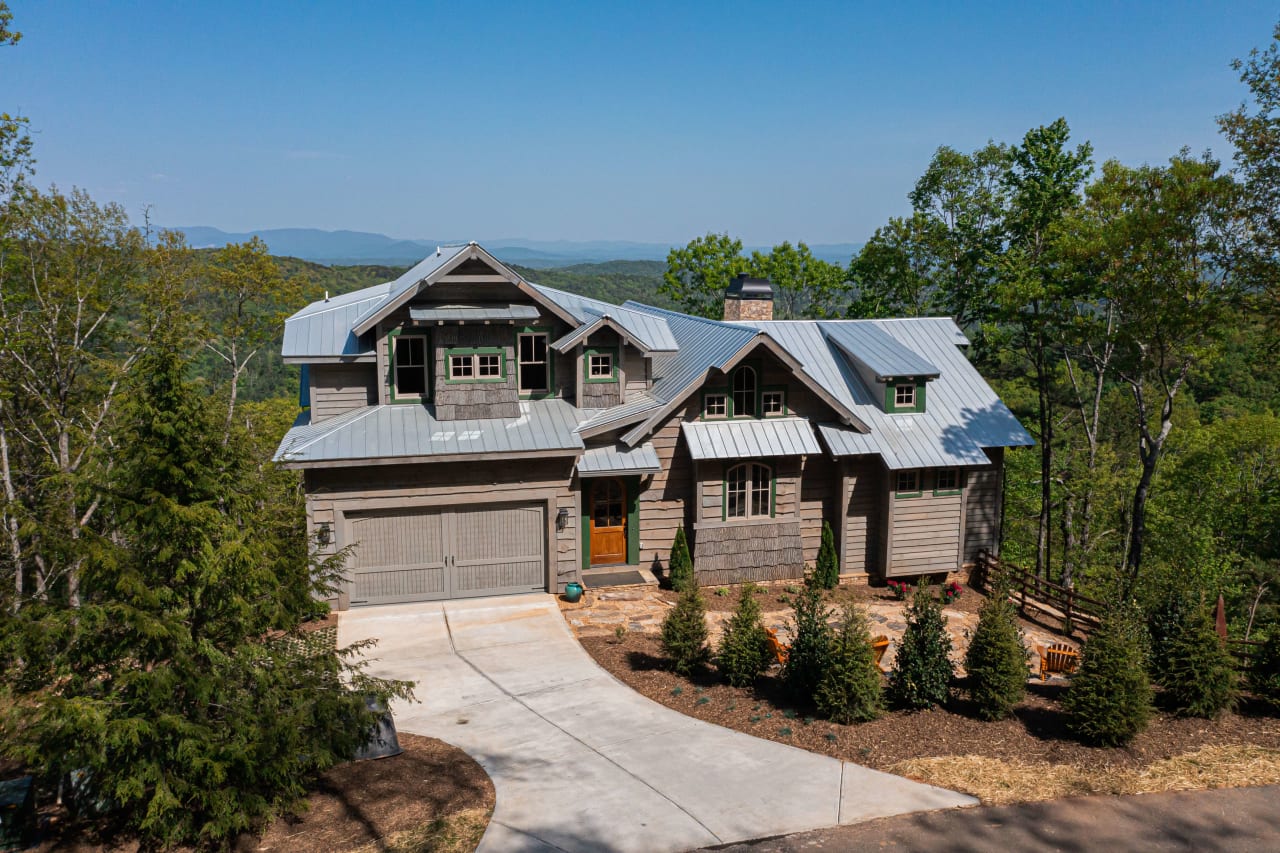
[723,461,776,521]
[895,469,922,499]
[885,379,927,414]
[583,346,619,383]
[515,326,554,399]
[761,386,788,417]
[388,328,430,403]
[731,364,759,418]
[934,468,962,496]
[702,389,730,420]
[444,346,507,384]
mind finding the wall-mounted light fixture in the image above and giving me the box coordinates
[556,507,570,531]
[317,521,333,547]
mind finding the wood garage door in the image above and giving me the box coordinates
[347,504,546,606]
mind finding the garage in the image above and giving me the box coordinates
[345,503,547,606]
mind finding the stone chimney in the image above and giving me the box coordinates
[722,273,774,322]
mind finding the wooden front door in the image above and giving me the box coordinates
[589,478,627,566]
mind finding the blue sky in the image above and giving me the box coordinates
[6,1,1276,245]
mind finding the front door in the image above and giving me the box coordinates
[589,478,627,566]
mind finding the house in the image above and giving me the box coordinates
[273,242,1033,609]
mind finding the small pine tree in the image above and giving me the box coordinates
[1163,606,1237,718]
[887,584,955,710]
[1250,629,1280,705]
[814,521,840,590]
[1063,608,1153,746]
[661,584,710,675]
[717,585,772,687]
[668,526,694,593]
[814,604,884,724]
[783,574,835,700]
[964,591,1028,720]
[1146,591,1195,680]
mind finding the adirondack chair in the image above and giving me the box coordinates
[871,635,890,673]
[1035,642,1080,681]
[764,626,789,666]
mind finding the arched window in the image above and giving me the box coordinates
[732,366,757,418]
[725,462,772,519]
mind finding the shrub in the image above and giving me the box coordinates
[1162,606,1237,718]
[661,585,710,675]
[814,521,840,589]
[668,526,694,593]
[717,585,772,687]
[1146,591,1195,680]
[782,577,835,700]
[887,579,912,601]
[814,604,884,724]
[887,584,955,710]
[942,581,963,604]
[1250,629,1280,705]
[1063,607,1153,746]
[964,593,1028,720]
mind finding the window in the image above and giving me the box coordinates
[704,392,728,419]
[583,347,618,382]
[887,381,925,413]
[446,348,505,382]
[732,366,757,417]
[935,468,960,495]
[762,389,786,416]
[725,462,772,519]
[518,331,550,394]
[393,334,427,397]
[896,469,921,498]
[895,384,915,407]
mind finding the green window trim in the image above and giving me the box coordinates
[722,461,776,520]
[516,326,555,400]
[731,362,762,418]
[702,387,730,420]
[885,379,927,414]
[933,468,962,496]
[444,346,508,383]
[761,385,788,417]
[387,327,431,404]
[583,346,619,383]
[895,469,923,499]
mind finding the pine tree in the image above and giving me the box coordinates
[3,328,411,849]
[717,584,772,687]
[814,521,840,589]
[814,604,883,724]
[1250,629,1280,705]
[783,575,835,700]
[887,584,955,710]
[964,592,1028,720]
[1063,608,1153,746]
[661,584,710,675]
[668,526,694,593]
[1163,605,1236,718]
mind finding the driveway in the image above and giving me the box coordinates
[338,594,975,852]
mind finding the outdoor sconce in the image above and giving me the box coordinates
[556,508,570,531]
[317,521,333,547]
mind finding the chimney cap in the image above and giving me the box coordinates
[726,273,773,300]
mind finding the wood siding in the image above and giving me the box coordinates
[886,469,963,576]
[636,401,697,572]
[842,456,882,574]
[623,348,649,398]
[964,447,1003,563]
[309,364,376,423]
[799,456,835,565]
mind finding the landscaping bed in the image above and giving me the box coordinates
[581,632,1280,804]
[24,733,493,853]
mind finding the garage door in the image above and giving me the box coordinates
[346,503,546,606]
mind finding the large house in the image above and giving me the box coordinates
[274,242,1033,609]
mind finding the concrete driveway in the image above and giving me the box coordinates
[338,594,974,853]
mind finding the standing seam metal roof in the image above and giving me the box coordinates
[530,283,679,352]
[576,442,662,476]
[282,282,391,358]
[681,418,822,460]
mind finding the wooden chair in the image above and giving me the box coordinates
[764,626,789,666]
[1035,642,1080,681]
[871,635,890,673]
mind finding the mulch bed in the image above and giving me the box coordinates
[26,734,494,852]
[582,634,1280,774]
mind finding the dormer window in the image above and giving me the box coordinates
[446,348,506,383]
[886,380,926,414]
[895,385,915,408]
[583,347,618,383]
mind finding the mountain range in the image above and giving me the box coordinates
[172,226,861,268]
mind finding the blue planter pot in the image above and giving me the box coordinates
[564,581,584,603]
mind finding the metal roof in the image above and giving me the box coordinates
[273,399,584,466]
[282,282,390,359]
[681,417,822,461]
[575,394,664,437]
[822,323,940,379]
[531,283,679,352]
[576,441,662,477]
[351,245,473,334]
[407,303,541,322]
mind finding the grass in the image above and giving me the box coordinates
[891,745,1280,806]
[350,807,492,853]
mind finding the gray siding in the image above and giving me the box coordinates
[964,447,1003,562]
[692,519,805,585]
[799,456,835,565]
[886,469,963,576]
[433,325,519,420]
[637,401,697,572]
[623,348,649,398]
[310,363,376,423]
[842,456,882,574]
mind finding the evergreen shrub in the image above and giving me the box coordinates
[814,604,884,723]
[717,585,772,687]
[1250,629,1280,705]
[1163,606,1237,717]
[964,592,1028,720]
[668,526,694,593]
[887,584,955,710]
[661,585,710,675]
[1063,607,1153,746]
[814,521,840,589]
[782,575,835,700]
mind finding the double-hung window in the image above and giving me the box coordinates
[725,462,772,519]
[518,331,550,394]
[393,334,428,397]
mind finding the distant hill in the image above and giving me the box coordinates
[170,226,860,267]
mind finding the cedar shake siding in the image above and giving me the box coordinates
[432,324,520,420]
[309,364,377,423]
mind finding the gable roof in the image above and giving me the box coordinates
[823,323,940,380]
[531,284,678,353]
[282,281,391,361]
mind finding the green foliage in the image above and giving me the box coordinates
[1063,608,1154,746]
[1145,590,1197,679]
[661,585,710,676]
[814,521,840,589]
[782,578,835,700]
[717,585,772,687]
[964,593,1028,720]
[1162,606,1237,718]
[668,526,694,593]
[887,585,955,710]
[510,261,674,309]
[814,604,884,724]
[1250,629,1280,705]
[661,232,747,318]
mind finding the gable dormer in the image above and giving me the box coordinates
[822,323,940,415]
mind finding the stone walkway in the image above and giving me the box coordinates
[560,583,1073,676]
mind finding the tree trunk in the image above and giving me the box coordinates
[1,423,22,612]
